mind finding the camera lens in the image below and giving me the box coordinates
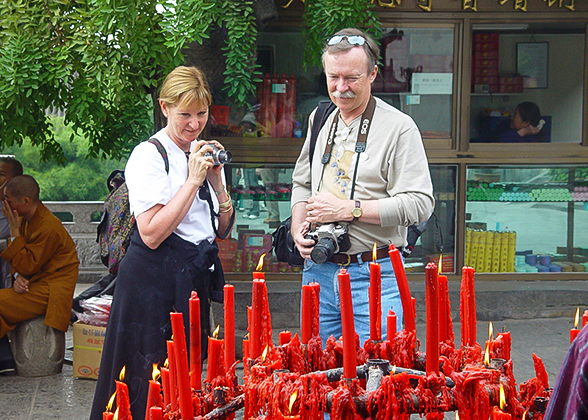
[217,150,232,165]
[311,237,337,264]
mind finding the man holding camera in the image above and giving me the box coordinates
[291,28,434,345]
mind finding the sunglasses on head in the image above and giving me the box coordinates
[327,35,366,46]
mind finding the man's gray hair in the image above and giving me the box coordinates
[321,28,380,73]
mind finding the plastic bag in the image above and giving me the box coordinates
[74,295,113,327]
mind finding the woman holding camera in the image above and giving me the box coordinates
[90,66,234,420]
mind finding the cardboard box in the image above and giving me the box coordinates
[73,322,106,379]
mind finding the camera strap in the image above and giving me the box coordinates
[318,95,376,201]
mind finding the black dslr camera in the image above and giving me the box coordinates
[306,223,351,264]
[205,145,232,166]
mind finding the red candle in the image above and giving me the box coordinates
[369,247,382,341]
[160,367,170,408]
[310,282,320,338]
[425,263,439,374]
[149,406,164,420]
[491,406,512,420]
[224,284,235,370]
[338,269,356,379]
[189,291,202,391]
[102,413,114,420]
[467,267,477,345]
[583,309,588,328]
[438,274,448,343]
[250,279,265,359]
[279,330,292,345]
[496,331,512,360]
[301,284,313,344]
[170,312,194,420]
[243,338,249,359]
[206,329,225,383]
[166,341,178,411]
[144,365,163,419]
[388,244,415,331]
[387,310,397,341]
[571,328,580,343]
[115,369,131,420]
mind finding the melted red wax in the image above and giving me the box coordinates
[330,378,363,420]
[503,359,525,418]
[305,335,325,373]
[385,329,418,369]
[450,366,499,420]
[491,332,512,361]
[532,353,549,389]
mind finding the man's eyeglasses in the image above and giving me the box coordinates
[327,35,366,47]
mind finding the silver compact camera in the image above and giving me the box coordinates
[306,223,351,264]
[205,145,232,166]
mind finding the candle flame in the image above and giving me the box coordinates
[106,391,117,411]
[372,243,377,261]
[261,344,269,361]
[455,413,459,420]
[484,341,491,366]
[489,322,494,341]
[256,253,266,271]
[213,325,220,339]
[522,411,527,420]
[119,366,126,381]
[575,307,580,329]
[499,383,507,410]
[244,333,249,340]
[164,358,169,369]
[113,407,119,420]
[152,363,161,381]
[438,253,443,274]
[288,390,298,414]
[391,365,397,374]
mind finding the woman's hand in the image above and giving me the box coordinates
[187,140,215,188]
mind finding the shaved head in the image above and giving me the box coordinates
[5,175,40,203]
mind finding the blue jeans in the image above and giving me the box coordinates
[302,254,404,346]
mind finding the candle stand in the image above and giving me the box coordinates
[102,264,554,420]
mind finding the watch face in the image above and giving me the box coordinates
[352,207,362,217]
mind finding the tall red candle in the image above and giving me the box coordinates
[425,263,439,374]
[310,282,320,338]
[369,249,382,341]
[250,279,265,359]
[438,274,448,343]
[170,312,194,420]
[338,269,357,379]
[301,284,313,344]
[160,367,170,408]
[460,267,471,346]
[206,329,225,383]
[115,369,131,420]
[144,365,163,420]
[279,330,292,345]
[387,310,397,341]
[224,284,235,370]
[388,244,415,331]
[467,267,477,345]
[166,341,178,411]
[149,406,164,420]
[189,291,201,391]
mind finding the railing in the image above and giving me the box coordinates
[45,201,106,279]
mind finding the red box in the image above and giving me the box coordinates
[474,41,499,52]
[473,59,499,69]
[473,76,498,85]
[474,67,499,76]
[498,75,523,93]
[474,50,499,60]
[210,105,229,126]
[474,33,499,43]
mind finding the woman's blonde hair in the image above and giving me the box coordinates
[159,66,212,109]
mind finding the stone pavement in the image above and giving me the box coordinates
[0,282,582,419]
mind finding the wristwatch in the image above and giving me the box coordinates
[351,200,362,221]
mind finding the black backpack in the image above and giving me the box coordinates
[97,138,169,274]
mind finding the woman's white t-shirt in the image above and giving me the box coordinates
[125,130,223,245]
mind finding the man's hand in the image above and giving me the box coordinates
[2,199,21,238]
[13,274,29,294]
[291,202,316,260]
[306,192,354,224]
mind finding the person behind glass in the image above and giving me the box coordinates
[90,66,234,420]
[490,101,546,143]
[290,28,434,346]
[0,156,23,289]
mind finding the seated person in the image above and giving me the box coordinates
[0,156,23,289]
[489,101,547,143]
[0,175,79,375]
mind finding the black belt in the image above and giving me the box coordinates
[328,246,395,266]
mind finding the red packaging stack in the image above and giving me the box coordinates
[499,74,524,93]
[472,33,499,93]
